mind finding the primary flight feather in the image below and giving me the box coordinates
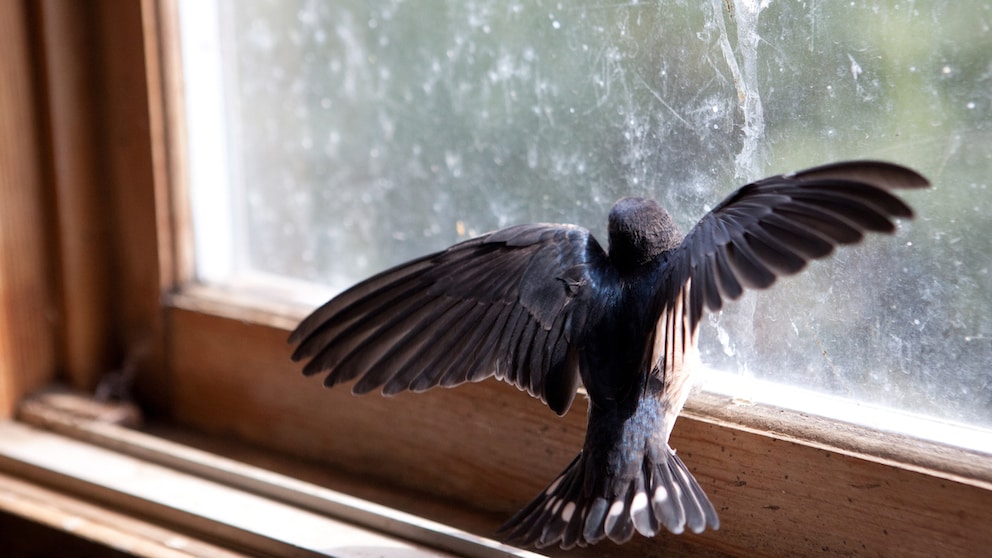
[290,160,928,548]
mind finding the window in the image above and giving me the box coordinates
[179,0,990,448]
[3,1,988,556]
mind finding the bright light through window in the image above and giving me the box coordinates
[178,0,992,452]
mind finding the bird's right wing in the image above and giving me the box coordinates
[649,161,929,423]
[289,224,608,416]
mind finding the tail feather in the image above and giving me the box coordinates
[500,447,718,549]
[668,448,718,533]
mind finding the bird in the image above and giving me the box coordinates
[288,160,929,549]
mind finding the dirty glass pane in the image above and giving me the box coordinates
[178,0,992,449]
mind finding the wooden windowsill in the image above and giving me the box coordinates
[2,387,732,558]
[0,470,246,558]
[1,389,524,558]
[5,374,990,558]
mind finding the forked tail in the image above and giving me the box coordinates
[499,445,719,549]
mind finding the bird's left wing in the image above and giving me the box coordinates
[289,224,607,416]
[649,161,929,425]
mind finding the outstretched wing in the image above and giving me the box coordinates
[650,161,929,424]
[289,224,607,416]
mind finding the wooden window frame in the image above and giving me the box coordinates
[0,1,989,556]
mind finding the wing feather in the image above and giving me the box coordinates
[290,224,607,416]
[650,160,928,424]
[671,160,928,331]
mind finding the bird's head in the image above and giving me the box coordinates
[607,197,683,270]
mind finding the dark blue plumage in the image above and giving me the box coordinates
[289,161,929,548]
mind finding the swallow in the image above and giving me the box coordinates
[289,160,928,548]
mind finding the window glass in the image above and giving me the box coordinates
[179,0,992,449]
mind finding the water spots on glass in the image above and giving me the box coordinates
[848,53,863,81]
